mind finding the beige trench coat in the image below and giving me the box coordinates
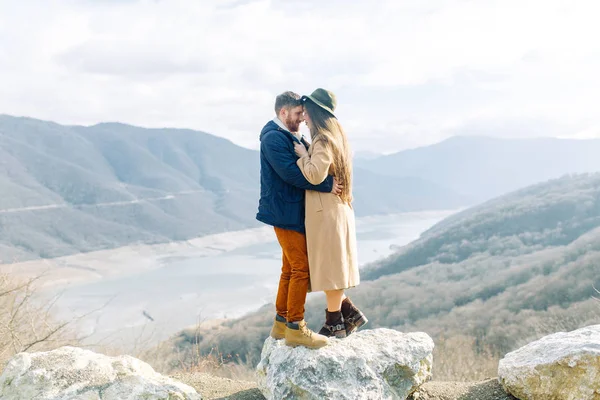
[296,139,359,292]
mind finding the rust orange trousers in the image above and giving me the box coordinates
[273,227,310,323]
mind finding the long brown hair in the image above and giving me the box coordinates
[304,100,353,204]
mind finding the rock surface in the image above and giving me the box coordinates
[256,328,434,400]
[498,324,600,400]
[0,346,202,400]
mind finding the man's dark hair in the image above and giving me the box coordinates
[274,91,302,115]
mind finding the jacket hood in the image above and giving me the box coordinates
[260,120,280,141]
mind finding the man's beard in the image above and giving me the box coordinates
[285,117,300,133]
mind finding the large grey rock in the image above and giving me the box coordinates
[498,324,600,400]
[256,328,433,400]
[0,346,201,400]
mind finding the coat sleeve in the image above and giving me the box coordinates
[296,139,333,185]
[261,132,334,192]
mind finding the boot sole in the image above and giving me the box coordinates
[285,342,328,349]
[334,330,347,339]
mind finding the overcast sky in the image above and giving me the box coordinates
[1,0,599,153]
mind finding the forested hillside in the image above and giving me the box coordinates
[165,173,600,379]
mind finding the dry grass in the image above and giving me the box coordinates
[431,297,600,382]
[137,320,256,382]
[170,349,256,382]
[432,334,499,381]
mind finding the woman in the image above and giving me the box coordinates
[293,88,367,339]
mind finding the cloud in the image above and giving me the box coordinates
[0,0,599,152]
[58,43,211,77]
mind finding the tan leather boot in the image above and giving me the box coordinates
[285,320,329,349]
[270,315,287,340]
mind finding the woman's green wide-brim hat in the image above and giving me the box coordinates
[301,88,337,117]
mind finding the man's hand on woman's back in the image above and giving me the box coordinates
[331,177,343,196]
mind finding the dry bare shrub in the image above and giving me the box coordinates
[0,272,80,369]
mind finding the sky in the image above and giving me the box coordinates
[1,0,599,153]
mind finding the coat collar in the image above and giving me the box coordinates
[273,117,304,143]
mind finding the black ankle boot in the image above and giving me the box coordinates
[318,310,347,339]
[341,297,368,336]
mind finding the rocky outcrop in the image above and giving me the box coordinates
[498,324,600,400]
[257,328,434,400]
[0,346,201,400]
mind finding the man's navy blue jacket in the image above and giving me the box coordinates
[256,120,333,233]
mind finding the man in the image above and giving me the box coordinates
[256,91,341,348]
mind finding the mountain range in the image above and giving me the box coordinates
[0,115,464,262]
[357,135,600,202]
[2,114,600,262]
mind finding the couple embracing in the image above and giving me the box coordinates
[256,89,368,348]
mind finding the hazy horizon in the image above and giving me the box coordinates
[3,113,600,156]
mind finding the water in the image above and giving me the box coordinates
[50,210,454,347]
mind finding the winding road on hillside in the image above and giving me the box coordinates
[0,190,206,214]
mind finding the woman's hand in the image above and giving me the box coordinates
[294,142,309,157]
